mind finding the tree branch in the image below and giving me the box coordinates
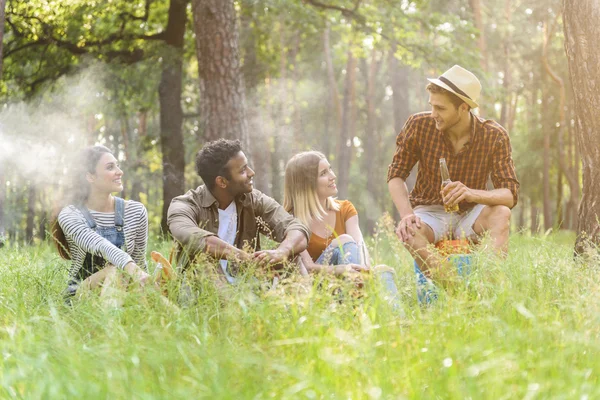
[118,0,153,22]
[27,65,72,96]
[302,0,366,24]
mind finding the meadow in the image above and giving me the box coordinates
[0,223,598,399]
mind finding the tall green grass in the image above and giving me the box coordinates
[0,227,598,399]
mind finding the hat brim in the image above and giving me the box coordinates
[427,78,479,109]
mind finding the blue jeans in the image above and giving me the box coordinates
[316,241,361,265]
[316,241,404,316]
[414,254,472,305]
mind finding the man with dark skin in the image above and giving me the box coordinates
[387,65,519,281]
[168,139,310,285]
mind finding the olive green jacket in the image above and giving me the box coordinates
[167,185,310,272]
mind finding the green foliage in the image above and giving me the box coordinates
[2,0,172,98]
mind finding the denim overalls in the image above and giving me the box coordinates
[65,197,125,297]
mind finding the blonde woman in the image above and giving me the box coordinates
[284,151,403,313]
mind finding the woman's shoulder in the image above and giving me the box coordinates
[334,199,357,219]
[334,199,354,207]
[334,199,356,210]
[57,205,87,230]
[58,205,83,220]
[123,199,147,213]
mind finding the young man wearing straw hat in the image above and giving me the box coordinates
[387,65,520,280]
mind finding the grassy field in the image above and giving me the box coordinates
[0,224,598,399]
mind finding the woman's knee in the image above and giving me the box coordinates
[332,234,355,247]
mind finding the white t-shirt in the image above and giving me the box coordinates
[217,201,238,283]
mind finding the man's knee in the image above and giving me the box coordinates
[476,205,511,234]
[490,205,511,226]
[401,225,434,251]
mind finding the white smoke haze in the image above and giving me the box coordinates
[0,66,108,187]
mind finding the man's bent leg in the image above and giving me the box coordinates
[402,223,438,276]
[472,205,511,254]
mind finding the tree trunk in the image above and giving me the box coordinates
[542,73,553,232]
[469,0,488,115]
[388,43,412,220]
[563,0,600,254]
[566,106,579,230]
[531,204,539,235]
[323,22,342,130]
[270,24,290,204]
[543,17,580,231]
[289,31,302,153]
[38,209,47,241]
[193,0,249,148]
[388,42,410,135]
[26,183,36,243]
[0,0,6,246]
[556,164,564,229]
[0,169,5,247]
[9,185,19,244]
[322,58,332,159]
[158,0,188,235]
[362,49,382,234]
[0,0,6,77]
[518,196,526,232]
[240,1,270,195]
[336,49,356,200]
[499,0,512,128]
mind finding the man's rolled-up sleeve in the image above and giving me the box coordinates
[490,135,520,208]
[255,193,310,243]
[167,196,216,257]
[387,115,421,182]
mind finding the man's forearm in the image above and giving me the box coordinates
[205,235,249,262]
[277,230,308,258]
[388,177,414,217]
[470,188,514,208]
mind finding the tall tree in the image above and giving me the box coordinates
[158,0,188,235]
[542,16,580,231]
[336,49,356,200]
[541,71,553,231]
[0,0,6,246]
[25,183,35,243]
[192,0,249,148]
[563,0,600,253]
[362,48,382,234]
[469,0,488,114]
[240,0,270,195]
[0,0,6,76]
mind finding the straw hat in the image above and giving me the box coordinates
[427,65,481,109]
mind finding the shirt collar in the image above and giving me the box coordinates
[198,186,249,208]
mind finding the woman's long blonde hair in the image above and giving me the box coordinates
[283,151,340,227]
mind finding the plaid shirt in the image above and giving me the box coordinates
[387,112,519,212]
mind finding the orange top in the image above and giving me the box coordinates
[306,200,358,262]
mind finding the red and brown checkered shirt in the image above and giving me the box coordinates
[387,112,519,211]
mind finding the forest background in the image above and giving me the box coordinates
[0,0,592,251]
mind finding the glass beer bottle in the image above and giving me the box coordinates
[440,158,459,213]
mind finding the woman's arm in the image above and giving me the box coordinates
[344,215,371,267]
[299,250,323,273]
[300,249,368,275]
[58,206,133,269]
[131,202,149,270]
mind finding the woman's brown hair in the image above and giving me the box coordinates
[52,145,113,259]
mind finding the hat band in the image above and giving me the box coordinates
[439,76,472,101]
